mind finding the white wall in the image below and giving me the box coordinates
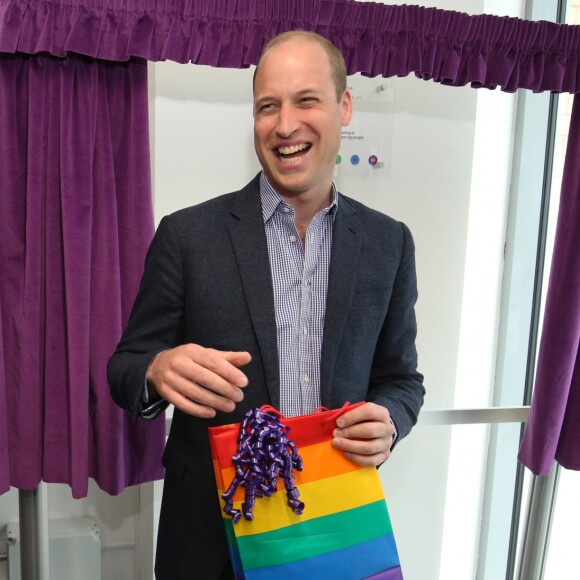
[153,64,259,222]
[0,483,141,580]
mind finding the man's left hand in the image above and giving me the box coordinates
[332,402,395,466]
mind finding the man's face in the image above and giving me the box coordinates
[253,39,352,204]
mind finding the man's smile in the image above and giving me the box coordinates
[276,143,312,164]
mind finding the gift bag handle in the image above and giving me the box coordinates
[259,405,284,419]
[258,401,359,425]
[316,401,353,425]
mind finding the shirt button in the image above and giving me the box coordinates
[289,235,297,242]
[283,207,290,213]
[303,327,308,335]
[303,375,310,384]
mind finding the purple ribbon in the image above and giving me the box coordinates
[222,408,304,523]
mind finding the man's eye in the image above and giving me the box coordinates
[299,97,319,107]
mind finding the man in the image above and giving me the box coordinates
[108,30,424,580]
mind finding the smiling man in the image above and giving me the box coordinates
[108,31,425,580]
[253,34,352,240]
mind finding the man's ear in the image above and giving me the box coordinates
[341,89,353,127]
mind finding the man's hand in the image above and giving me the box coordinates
[145,344,251,418]
[332,402,395,466]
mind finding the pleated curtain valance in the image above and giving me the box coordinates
[1,0,580,93]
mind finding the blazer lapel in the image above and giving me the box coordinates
[227,179,280,408]
[320,196,363,406]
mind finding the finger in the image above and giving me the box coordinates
[160,373,239,414]
[332,437,391,466]
[170,391,219,419]
[340,450,391,467]
[332,435,390,457]
[149,345,250,391]
[188,346,250,388]
[218,350,252,369]
[188,363,246,403]
[333,420,393,441]
[182,363,245,405]
[161,346,247,395]
[152,353,240,401]
[184,380,240,412]
[336,402,390,429]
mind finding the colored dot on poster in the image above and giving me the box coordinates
[369,155,378,166]
[351,155,360,165]
[336,154,342,165]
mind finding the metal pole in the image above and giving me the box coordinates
[37,483,50,580]
[516,464,560,580]
[19,488,40,580]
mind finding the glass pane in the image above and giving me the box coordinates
[544,469,580,579]
[383,422,523,579]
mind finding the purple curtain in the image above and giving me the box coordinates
[518,94,580,475]
[1,1,580,93]
[0,52,165,498]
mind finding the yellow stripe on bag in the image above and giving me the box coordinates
[229,466,384,537]
[219,441,359,503]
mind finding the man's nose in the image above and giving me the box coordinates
[276,104,300,138]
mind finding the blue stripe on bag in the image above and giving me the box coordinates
[244,532,400,580]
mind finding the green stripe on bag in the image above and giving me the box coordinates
[236,500,393,570]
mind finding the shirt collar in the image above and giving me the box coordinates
[259,172,338,223]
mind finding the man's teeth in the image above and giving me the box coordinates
[278,144,309,155]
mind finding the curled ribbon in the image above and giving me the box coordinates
[221,408,304,523]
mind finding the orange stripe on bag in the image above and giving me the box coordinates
[210,402,366,470]
[219,440,360,503]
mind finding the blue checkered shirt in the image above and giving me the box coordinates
[260,174,337,418]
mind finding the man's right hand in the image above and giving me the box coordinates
[145,344,251,418]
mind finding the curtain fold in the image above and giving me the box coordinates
[518,93,580,475]
[1,1,580,92]
[0,301,8,494]
[0,52,165,498]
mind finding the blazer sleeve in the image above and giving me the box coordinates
[367,222,425,442]
[107,215,185,416]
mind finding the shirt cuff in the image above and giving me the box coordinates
[390,417,398,448]
[141,375,167,420]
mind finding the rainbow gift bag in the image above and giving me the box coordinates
[208,403,403,579]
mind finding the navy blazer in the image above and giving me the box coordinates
[108,174,424,579]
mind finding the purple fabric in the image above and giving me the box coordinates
[518,94,580,475]
[1,1,580,93]
[0,298,7,495]
[0,52,165,498]
[364,566,404,580]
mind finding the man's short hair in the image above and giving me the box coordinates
[253,30,347,102]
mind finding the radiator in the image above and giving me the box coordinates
[6,516,101,580]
